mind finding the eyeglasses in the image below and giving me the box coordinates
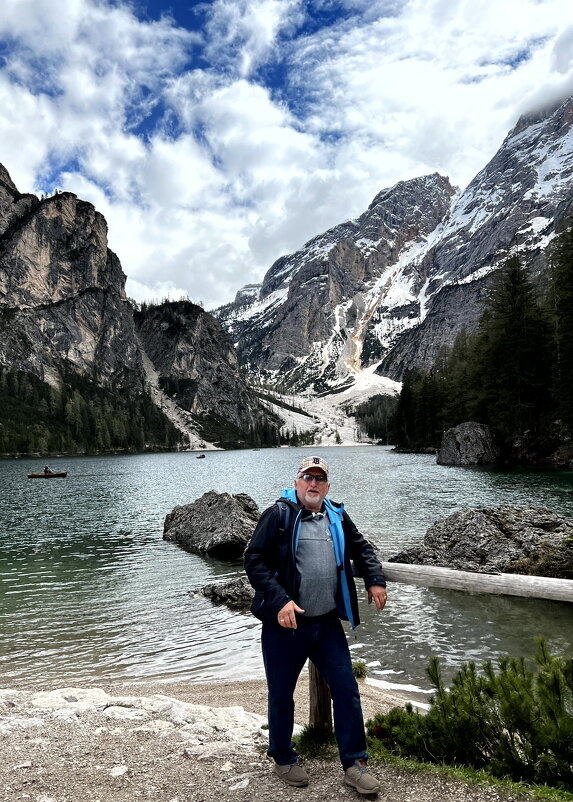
[299,473,328,484]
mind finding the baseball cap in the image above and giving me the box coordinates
[297,455,329,477]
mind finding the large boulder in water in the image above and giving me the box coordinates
[388,505,573,578]
[437,421,500,466]
[163,490,260,559]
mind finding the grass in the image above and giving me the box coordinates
[366,739,573,802]
[293,727,573,801]
[293,725,338,761]
[352,661,367,679]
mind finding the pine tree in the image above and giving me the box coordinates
[390,369,419,448]
[470,255,552,451]
[548,221,573,430]
[441,330,474,428]
[366,641,573,790]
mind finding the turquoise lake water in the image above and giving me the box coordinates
[1,446,571,694]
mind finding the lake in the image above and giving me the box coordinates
[1,446,571,697]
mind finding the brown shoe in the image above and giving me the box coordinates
[344,760,380,795]
[273,762,309,787]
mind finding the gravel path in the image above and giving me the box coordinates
[0,678,532,802]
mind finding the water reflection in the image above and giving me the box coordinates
[1,448,571,691]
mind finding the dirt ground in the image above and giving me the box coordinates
[0,677,532,802]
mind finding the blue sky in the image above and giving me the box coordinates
[1,0,572,308]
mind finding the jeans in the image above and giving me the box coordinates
[261,612,367,769]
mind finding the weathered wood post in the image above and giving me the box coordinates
[309,660,332,734]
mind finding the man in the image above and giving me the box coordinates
[244,455,387,795]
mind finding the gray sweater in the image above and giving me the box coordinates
[295,512,338,617]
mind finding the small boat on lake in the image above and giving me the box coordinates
[196,454,205,459]
[27,472,68,479]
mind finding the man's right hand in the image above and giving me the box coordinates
[277,600,304,629]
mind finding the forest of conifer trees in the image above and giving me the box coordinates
[388,222,573,464]
[0,368,181,455]
[0,366,304,455]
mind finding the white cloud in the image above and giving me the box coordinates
[0,0,571,308]
[204,0,303,76]
[289,0,572,187]
[551,24,573,74]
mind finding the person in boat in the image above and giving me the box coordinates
[244,455,387,795]
[43,466,52,475]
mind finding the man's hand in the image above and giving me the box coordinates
[277,600,305,629]
[368,585,387,611]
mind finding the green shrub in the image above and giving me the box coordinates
[294,724,337,760]
[366,640,573,791]
[353,661,367,679]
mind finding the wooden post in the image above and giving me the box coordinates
[308,660,332,734]
[381,562,573,602]
[304,565,570,735]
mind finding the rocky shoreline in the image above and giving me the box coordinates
[1,678,532,802]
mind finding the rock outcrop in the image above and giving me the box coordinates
[0,173,143,392]
[216,95,573,390]
[197,575,255,608]
[389,505,573,578]
[135,301,273,438]
[0,687,267,759]
[163,491,260,559]
[437,422,500,466]
[0,164,279,452]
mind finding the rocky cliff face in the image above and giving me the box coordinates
[221,174,456,389]
[134,300,271,435]
[378,95,573,378]
[0,167,142,391]
[216,95,573,389]
[0,165,275,449]
[216,173,455,391]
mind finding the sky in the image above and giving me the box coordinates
[1,1,572,309]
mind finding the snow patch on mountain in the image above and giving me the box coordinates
[228,285,289,329]
[259,363,401,447]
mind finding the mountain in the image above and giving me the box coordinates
[0,165,274,452]
[0,166,142,392]
[134,300,279,447]
[378,96,573,378]
[215,95,573,389]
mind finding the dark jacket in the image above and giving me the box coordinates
[244,496,386,627]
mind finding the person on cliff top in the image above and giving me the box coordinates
[244,455,387,795]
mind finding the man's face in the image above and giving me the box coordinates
[294,468,330,511]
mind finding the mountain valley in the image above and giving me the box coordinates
[1,95,572,455]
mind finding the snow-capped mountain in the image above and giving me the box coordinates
[216,172,455,389]
[216,95,573,391]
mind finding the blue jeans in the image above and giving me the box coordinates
[261,612,367,769]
